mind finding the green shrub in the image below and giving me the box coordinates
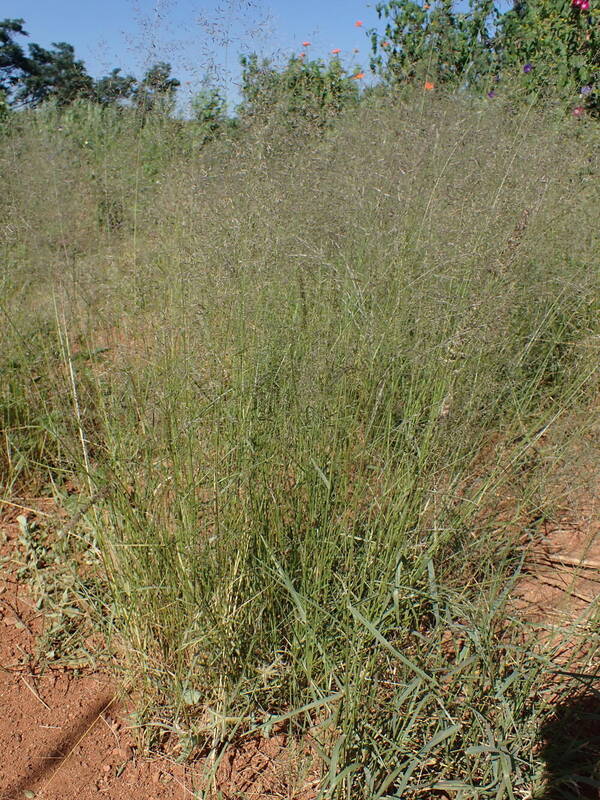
[238,52,360,131]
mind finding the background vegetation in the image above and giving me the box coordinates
[1,0,599,122]
[1,2,599,798]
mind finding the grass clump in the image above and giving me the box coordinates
[1,94,599,798]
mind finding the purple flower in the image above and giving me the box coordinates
[523,63,533,73]
[580,85,592,95]
[487,90,497,98]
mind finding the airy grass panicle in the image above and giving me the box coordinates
[1,93,599,798]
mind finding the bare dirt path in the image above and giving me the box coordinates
[513,458,600,800]
[0,505,195,800]
[515,469,600,635]
[0,500,315,800]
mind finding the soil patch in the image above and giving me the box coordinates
[0,500,318,800]
[0,505,196,800]
[514,469,599,636]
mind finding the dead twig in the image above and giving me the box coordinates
[525,574,595,605]
[0,498,52,518]
[530,553,600,571]
[21,676,51,710]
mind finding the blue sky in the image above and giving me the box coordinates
[5,0,383,111]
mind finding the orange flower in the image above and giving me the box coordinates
[382,41,390,47]
[351,72,365,80]
[424,81,435,90]
[302,41,311,47]
[331,48,342,54]
[299,52,306,58]
[424,3,431,8]
[355,20,363,27]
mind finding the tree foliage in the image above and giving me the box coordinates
[16,41,94,107]
[0,18,30,95]
[370,0,499,87]
[94,68,137,106]
[133,62,180,116]
[191,86,228,142]
[496,0,598,93]
[0,18,179,114]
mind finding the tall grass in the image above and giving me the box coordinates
[1,94,599,797]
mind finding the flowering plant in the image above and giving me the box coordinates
[497,0,597,98]
[369,0,598,112]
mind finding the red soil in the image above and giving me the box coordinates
[1,458,597,799]
[0,500,318,800]
[0,505,197,800]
